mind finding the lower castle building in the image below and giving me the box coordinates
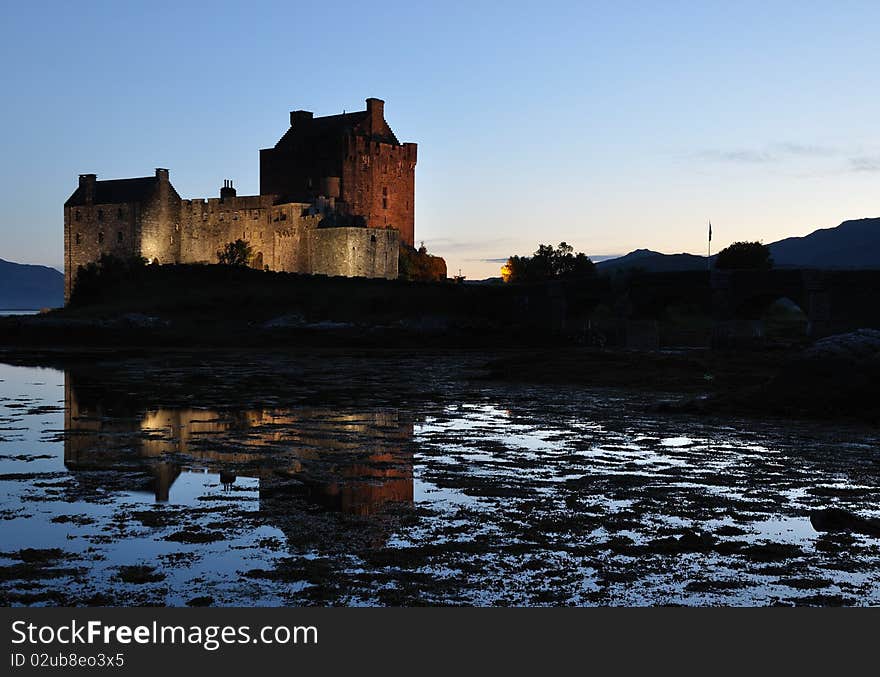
[63,98,416,302]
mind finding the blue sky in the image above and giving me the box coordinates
[2,1,879,278]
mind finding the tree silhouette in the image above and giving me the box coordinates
[715,241,773,270]
[502,242,595,283]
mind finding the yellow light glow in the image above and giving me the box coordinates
[500,261,512,283]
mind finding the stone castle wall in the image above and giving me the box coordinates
[177,195,323,270]
[64,200,140,300]
[174,194,401,277]
[64,186,399,301]
[341,137,416,248]
[311,227,399,279]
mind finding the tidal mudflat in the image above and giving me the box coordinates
[1,352,879,606]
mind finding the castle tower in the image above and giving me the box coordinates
[139,168,181,264]
[63,168,182,301]
[259,97,417,247]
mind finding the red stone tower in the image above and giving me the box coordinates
[259,98,416,247]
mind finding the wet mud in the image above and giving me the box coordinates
[1,351,878,606]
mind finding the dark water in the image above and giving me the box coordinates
[1,356,879,606]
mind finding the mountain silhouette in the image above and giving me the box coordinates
[769,217,880,268]
[0,258,63,310]
[596,249,708,274]
[596,218,880,273]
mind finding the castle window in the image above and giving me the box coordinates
[382,198,388,209]
[371,234,377,243]
[98,231,104,244]
[75,233,81,245]
[117,231,123,243]
[97,209,104,221]
[382,186,388,196]
[233,211,239,220]
[253,211,259,220]
[117,207,124,220]
[75,210,81,221]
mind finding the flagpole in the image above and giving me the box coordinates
[707,219,712,272]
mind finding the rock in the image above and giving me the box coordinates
[648,529,717,554]
[261,314,353,330]
[753,329,880,421]
[186,596,214,607]
[261,313,306,329]
[116,565,165,584]
[677,529,717,551]
[804,329,880,361]
[118,313,168,328]
[810,508,880,537]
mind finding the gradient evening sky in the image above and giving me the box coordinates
[2,1,879,279]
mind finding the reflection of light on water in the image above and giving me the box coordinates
[5,361,880,606]
[746,516,817,544]
[412,476,476,508]
[660,436,695,447]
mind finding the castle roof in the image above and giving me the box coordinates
[64,176,159,207]
[273,110,400,148]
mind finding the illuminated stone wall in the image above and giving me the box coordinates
[64,177,399,301]
[310,227,400,279]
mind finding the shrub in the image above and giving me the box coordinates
[217,239,253,266]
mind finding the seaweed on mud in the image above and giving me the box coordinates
[2,353,880,606]
[115,565,166,584]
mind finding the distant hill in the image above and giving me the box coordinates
[769,217,880,269]
[0,259,63,310]
[596,218,880,273]
[596,249,708,274]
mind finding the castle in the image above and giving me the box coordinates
[63,98,417,302]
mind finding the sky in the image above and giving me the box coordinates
[1,1,880,279]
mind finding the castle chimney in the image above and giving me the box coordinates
[220,179,237,200]
[78,174,96,204]
[366,98,385,132]
[155,168,169,182]
[289,110,314,127]
[321,176,341,199]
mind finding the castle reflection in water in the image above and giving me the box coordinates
[62,370,414,516]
